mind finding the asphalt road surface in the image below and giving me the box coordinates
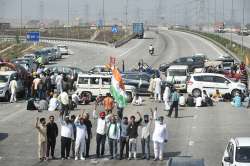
[0,30,249,166]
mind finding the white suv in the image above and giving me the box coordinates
[75,74,135,102]
[222,137,250,166]
[187,73,247,97]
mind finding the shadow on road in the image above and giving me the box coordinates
[143,37,154,40]
[0,133,8,141]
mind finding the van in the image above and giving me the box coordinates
[166,65,189,91]
[75,74,136,102]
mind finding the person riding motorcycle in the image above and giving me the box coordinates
[149,44,154,55]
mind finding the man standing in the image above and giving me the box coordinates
[32,75,41,99]
[70,115,76,158]
[9,77,17,103]
[59,112,74,160]
[154,76,162,102]
[168,89,179,118]
[83,113,92,158]
[127,112,142,160]
[152,111,168,161]
[119,116,129,160]
[55,73,63,94]
[103,93,114,114]
[35,117,47,161]
[107,115,120,160]
[74,115,88,160]
[58,90,69,116]
[46,115,58,159]
[96,112,108,158]
[140,111,153,160]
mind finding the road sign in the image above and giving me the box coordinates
[26,31,40,42]
[111,25,118,33]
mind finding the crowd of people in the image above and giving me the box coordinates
[35,107,168,162]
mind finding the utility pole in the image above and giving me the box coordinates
[214,0,217,26]
[102,0,105,42]
[67,0,70,42]
[84,4,89,26]
[125,0,128,34]
[230,0,234,47]
[20,0,23,37]
[39,0,45,27]
[241,0,245,56]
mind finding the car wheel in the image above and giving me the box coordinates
[81,91,92,102]
[126,92,133,103]
[4,91,10,102]
[192,88,201,97]
[231,89,241,97]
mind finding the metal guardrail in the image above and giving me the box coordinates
[0,35,110,46]
[114,34,137,48]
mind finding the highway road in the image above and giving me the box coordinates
[0,30,249,166]
[219,32,250,49]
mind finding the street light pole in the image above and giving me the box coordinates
[241,0,245,56]
[125,0,128,35]
[230,0,233,47]
[102,0,106,42]
[20,0,23,37]
[67,0,70,42]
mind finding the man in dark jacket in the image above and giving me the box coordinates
[46,115,58,159]
[83,113,92,158]
[127,112,142,160]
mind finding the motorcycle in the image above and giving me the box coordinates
[149,48,154,56]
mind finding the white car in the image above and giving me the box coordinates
[187,73,247,97]
[57,45,69,55]
[166,65,189,91]
[222,137,250,166]
[75,74,135,102]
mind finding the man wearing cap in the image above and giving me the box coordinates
[152,108,168,161]
[59,112,74,160]
[96,111,108,158]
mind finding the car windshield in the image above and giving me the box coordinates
[0,75,9,83]
[235,147,250,162]
[168,69,187,76]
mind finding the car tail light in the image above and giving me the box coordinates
[187,80,193,85]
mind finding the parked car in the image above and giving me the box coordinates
[22,53,37,61]
[11,58,38,73]
[187,73,247,97]
[57,45,69,55]
[51,47,62,59]
[34,50,49,65]
[42,48,56,61]
[159,56,206,72]
[165,65,189,91]
[222,137,250,166]
[89,65,112,75]
[75,74,135,102]
[0,71,24,101]
[122,72,151,95]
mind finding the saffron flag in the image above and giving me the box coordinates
[245,55,250,66]
[110,66,127,108]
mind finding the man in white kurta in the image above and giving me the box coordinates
[154,77,162,102]
[9,77,18,103]
[163,86,171,111]
[74,116,88,160]
[152,115,168,161]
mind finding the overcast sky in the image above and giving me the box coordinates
[0,0,249,25]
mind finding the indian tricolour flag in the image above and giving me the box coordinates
[110,66,127,108]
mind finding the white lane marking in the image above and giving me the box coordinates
[193,115,198,119]
[189,141,194,146]
[192,126,197,129]
[118,40,143,57]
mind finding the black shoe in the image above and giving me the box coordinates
[109,157,114,160]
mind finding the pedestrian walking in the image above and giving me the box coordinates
[154,76,162,102]
[103,93,114,114]
[152,113,168,161]
[96,112,108,158]
[59,112,74,160]
[35,117,47,161]
[127,112,142,160]
[148,75,155,99]
[107,115,120,160]
[9,77,17,103]
[140,109,153,160]
[74,114,88,160]
[83,113,92,158]
[119,116,129,160]
[55,73,63,94]
[167,89,179,118]
[46,115,58,159]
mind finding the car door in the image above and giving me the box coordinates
[212,76,230,94]
[223,142,234,166]
[200,75,217,95]
[89,77,101,96]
